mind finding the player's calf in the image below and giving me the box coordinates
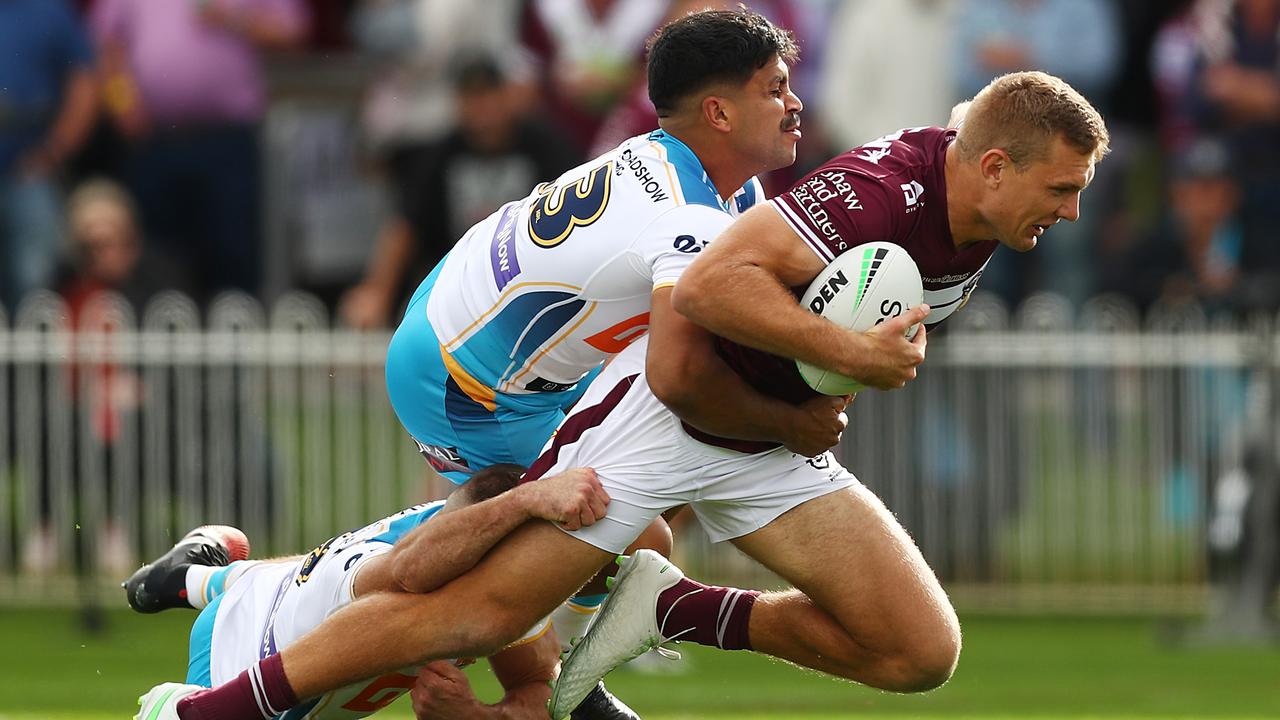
[754,588,960,692]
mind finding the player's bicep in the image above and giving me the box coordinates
[645,286,717,405]
[348,546,398,599]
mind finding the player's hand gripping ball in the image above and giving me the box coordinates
[797,241,924,395]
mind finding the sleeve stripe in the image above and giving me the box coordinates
[768,199,836,263]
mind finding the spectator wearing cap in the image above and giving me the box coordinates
[0,0,97,312]
[89,0,308,303]
[1103,137,1247,313]
[340,54,579,329]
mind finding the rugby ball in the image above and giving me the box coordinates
[796,242,924,395]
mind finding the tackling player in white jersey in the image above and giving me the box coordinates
[134,465,608,720]
[383,10,819,486]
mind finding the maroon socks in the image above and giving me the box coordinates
[178,653,300,720]
[655,577,760,650]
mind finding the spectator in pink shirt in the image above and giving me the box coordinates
[90,0,308,302]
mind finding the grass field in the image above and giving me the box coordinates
[0,608,1276,719]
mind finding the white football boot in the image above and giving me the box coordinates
[135,682,204,720]
[549,550,687,719]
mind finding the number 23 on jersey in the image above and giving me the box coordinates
[528,162,613,248]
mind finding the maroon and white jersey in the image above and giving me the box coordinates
[690,127,998,451]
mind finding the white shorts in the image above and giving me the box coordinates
[527,338,858,554]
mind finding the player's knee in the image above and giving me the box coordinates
[879,618,961,692]
[893,633,961,692]
[823,606,960,692]
[625,517,673,557]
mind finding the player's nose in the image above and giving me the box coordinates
[787,89,803,114]
[1057,193,1081,223]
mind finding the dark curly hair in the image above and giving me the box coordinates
[647,8,798,117]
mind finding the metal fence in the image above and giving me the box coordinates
[0,290,1274,613]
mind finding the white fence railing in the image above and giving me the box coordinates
[1,290,1276,612]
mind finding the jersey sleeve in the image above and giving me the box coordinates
[768,163,903,263]
[635,204,735,290]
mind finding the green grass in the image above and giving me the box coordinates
[0,608,1276,718]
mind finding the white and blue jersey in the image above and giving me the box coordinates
[384,130,766,481]
[187,503,446,719]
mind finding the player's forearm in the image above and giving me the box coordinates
[652,345,799,444]
[390,494,532,594]
[676,262,874,379]
[487,682,554,720]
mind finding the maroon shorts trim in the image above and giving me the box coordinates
[522,373,640,484]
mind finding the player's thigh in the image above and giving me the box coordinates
[441,520,615,640]
[730,480,955,639]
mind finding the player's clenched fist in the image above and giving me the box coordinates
[520,467,611,530]
[784,394,853,457]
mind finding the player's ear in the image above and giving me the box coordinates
[979,149,1008,188]
[701,94,733,134]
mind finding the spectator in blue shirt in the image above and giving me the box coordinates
[0,0,97,313]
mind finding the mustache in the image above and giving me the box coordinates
[782,112,802,132]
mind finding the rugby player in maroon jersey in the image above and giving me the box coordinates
[539,70,1110,711]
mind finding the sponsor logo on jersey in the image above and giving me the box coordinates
[415,441,473,475]
[618,148,670,203]
[489,202,522,290]
[524,377,578,392]
[923,272,972,284]
[901,180,925,211]
[791,182,844,248]
[584,312,650,354]
[858,146,892,164]
[673,234,706,253]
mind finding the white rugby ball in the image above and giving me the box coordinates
[796,241,924,395]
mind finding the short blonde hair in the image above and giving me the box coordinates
[956,71,1109,167]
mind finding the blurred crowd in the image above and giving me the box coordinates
[2,0,1280,329]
